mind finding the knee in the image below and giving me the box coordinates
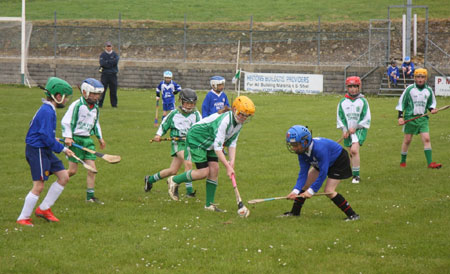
[68,169,77,177]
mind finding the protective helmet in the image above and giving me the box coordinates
[286,125,312,152]
[179,88,197,113]
[345,76,361,87]
[163,71,173,78]
[404,56,411,62]
[232,96,255,123]
[44,77,73,104]
[80,78,104,99]
[210,76,226,90]
[414,68,427,79]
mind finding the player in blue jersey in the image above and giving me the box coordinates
[387,60,400,87]
[156,70,182,120]
[201,76,230,118]
[401,56,415,79]
[16,77,75,227]
[281,125,360,221]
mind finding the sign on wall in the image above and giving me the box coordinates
[244,72,323,94]
[435,76,450,96]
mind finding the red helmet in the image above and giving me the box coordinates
[345,76,361,86]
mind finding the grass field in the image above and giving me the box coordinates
[0,85,449,273]
[1,0,449,22]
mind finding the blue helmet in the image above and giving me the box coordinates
[404,56,410,62]
[163,70,173,78]
[210,76,226,90]
[286,125,312,152]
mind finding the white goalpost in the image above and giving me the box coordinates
[0,0,27,86]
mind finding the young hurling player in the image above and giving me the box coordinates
[282,125,360,221]
[167,96,255,212]
[62,78,106,204]
[17,77,75,227]
[145,88,201,197]
[156,70,182,121]
[337,76,371,184]
[396,68,441,169]
[201,76,230,118]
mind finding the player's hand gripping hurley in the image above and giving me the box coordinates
[58,138,121,164]
[231,174,250,218]
[248,192,333,205]
[400,105,450,125]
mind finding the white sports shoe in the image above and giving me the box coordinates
[167,176,179,201]
[352,176,360,184]
[204,203,227,213]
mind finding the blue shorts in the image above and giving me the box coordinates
[163,103,175,111]
[25,144,65,181]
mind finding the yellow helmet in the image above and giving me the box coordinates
[232,96,255,116]
[414,68,428,79]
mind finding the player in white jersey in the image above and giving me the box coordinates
[337,76,371,184]
[62,78,107,204]
[396,68,441,169]
[145,88,201,197]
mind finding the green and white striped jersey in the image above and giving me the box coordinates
[157,108,201,138]
[188,111,241,151]
[61,97,102,139]
[337,95,371,131]
[396,84,436,119]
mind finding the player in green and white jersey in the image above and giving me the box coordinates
[167,96,255,212]
[337,76,371,184]
[396,68,441,169]
[62,78,106,204]
[144,88,201,196]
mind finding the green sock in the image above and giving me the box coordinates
[352,167,360,177]
[87,188,95,200]
[401,152,407,163]
[173,170,192,184]
[205,179,217,207]
[424,149,432,165]
[185,182,193,195]
[148,172,160,184]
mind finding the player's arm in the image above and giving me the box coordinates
[287,160,309,199]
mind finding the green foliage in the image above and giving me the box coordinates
[1,85,449,273]
[0,0,449,22]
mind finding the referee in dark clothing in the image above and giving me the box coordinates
[99,41,119,108]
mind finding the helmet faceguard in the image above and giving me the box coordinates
[81,78,104,104]
[414,68,428,87]
[179,88,197,113]
[232,96,255,124]
[286,125,312,153]
[210,76,226,91]
[345,76,361,98]
[42,77,73,106]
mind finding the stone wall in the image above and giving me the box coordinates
[1,57,447,94]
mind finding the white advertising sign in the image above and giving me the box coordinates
[435,76,450,96]
[244,72,323,94]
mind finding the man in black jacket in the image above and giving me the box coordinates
[99,41,119,108]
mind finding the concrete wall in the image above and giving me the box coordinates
[1,57,445,94]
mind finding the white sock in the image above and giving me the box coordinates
[18,192,39,220]
[39,182,64,210]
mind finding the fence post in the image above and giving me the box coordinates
[317,16,320,65]
[184,14,187,62]
[249,15,253,64]
[118,12,121,57]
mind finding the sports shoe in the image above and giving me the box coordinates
[428,162,442,169]
[186,190,196,198]
[277,211,300,218]
[16,218,34,227]
[167,176,179,201]
[144,175,153,192]
[204,203,227,213]
[344,214,360,221]
[352,176,360,184]
[400,162,407,168]
[86,197,104,205]
[35,207,59,222]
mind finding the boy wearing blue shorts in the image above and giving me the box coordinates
[156,70,182,122]
[17,77,75,227]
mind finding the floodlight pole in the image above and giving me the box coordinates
[21,0,25,84]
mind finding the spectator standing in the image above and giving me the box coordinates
[99,41,119,108]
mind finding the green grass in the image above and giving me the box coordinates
[0,0,448,22]
[1,85,450,273]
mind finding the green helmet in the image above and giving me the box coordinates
[44,77,73,103]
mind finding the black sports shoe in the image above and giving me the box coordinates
[144,175,153,192]
[345,214,360,221]
[277,211,300,218]
[186,190,196,198]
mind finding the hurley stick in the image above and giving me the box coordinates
[149,137,185,143]
[58,138,121,164]
[402,105,450,125]
[248,192,333,205]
